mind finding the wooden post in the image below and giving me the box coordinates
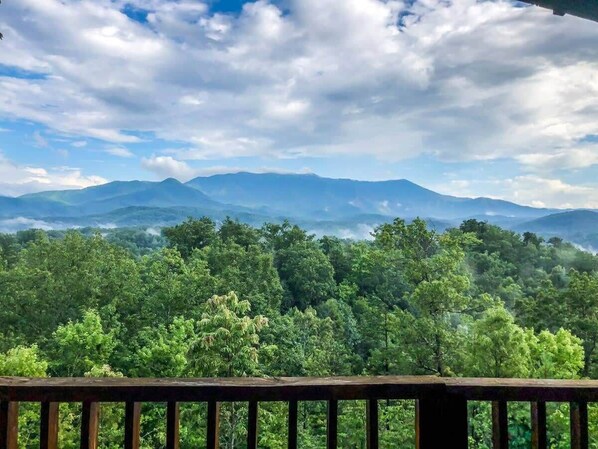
[531,402,547,449]
[124,402,141,449]
[166,402,179,449]
[247,401,258,449]
[327,400,338,449]
[492,401,508,449]
[366,399,379,449]
[287,400,298,449]
[570,402,588,449]
[0,402,18,449]
[80,402,100,449]
[417,394,468,449]
[40,402,59,449]
[206,401,220,449]
[417,398,442,449]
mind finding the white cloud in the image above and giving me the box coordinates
[0,0,595,166]
[71,140,87,148]
[105,147,134,158]
[516,146,598,171]
[433,175,598,210]
[141,155,198,180]
[0,152,107,196]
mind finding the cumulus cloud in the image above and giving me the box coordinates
[141,155,198,180]
[0,152,107,196]
[0,0,596,162]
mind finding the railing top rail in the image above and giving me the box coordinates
[2,376,598,402]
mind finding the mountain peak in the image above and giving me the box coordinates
[160,177,183,185]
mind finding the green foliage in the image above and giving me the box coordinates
[277,241,336,310]
[48,309,117,376]
[465,307,531,378]
[163,217,217,258]
[189,292,269,377]
[0,344,47,376]
[0,216,597,448]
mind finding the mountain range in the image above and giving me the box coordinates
[1,172,596,248]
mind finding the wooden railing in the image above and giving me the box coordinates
[0,376,597,449]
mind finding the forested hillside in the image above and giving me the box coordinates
[1,217,597,449]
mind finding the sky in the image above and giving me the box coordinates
[0,0,597,208]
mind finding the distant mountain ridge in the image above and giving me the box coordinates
[185,172,555,220]
[5,172,557,221]
[4,172,594,245]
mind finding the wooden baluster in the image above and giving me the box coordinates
[247,401,258,449]
[166,402,179,449]
[0,402,18,449]
[287,400,298,449]
[570,402,588,449]
[40,402,59,449]
[492,401,508,449]
[366,400,378,449]
[206,401,220,449]
[327,400,338,449]
[124,402,141,449]
[80,402,100,449]
[531,402,547,449]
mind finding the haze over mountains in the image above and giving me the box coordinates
[1,172,597,248]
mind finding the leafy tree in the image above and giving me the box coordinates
[189,292,268,377]
[139,247,217,325]
[131,317,195,377]
[320,236,353,284]
[0,344,48,376]
[204,241,283,316]
[465,307,531,378]
[219,217,260,248]
[528,328,584,379]
[260,220,311,252]
[276,241,336,310]
[48,309,117,376]
[561,270,598,376]
[163,217,217,258]
[264,307,353,376]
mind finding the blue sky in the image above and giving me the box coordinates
[0,0,597,208]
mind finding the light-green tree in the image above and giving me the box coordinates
[189,292,268,377]
[48,309,117,376]
[465,306,531,378]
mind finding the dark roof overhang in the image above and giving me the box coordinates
[521,0,598,22]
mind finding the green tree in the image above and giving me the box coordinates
[528,328,584,379]
[465,307,531,378]
[277,241,336,310]
[204,241,283,316]
[219,217,260,248]
[163,217,217,258]
[132,317,196,377]
[0,344,48,376]
[48,309,117,376]
[189,292,268,377]
[139,247,217,326]
[562,270,598,376]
